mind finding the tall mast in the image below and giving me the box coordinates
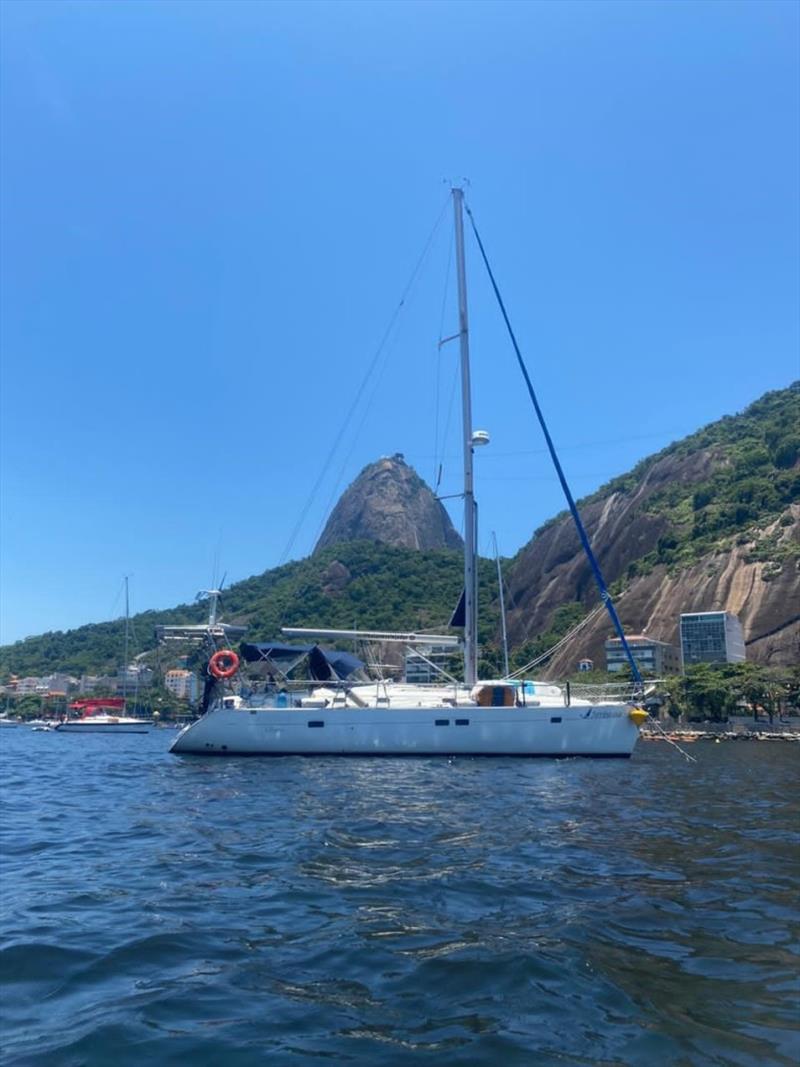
[207,590,220,628]
[492,531,510,678]
[123,575,130,709]
[453,187,478,686]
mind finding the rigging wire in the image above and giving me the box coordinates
[507,602,606,677]
[107,578,125,625]
[311,249,439,549]
[314,211,455,546]
[280,194,451,564]
[311,320,407,547]
[463,199,644,694]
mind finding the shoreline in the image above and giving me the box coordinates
[642,727,800,743]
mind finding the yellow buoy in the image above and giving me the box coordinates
[628,707,649,728]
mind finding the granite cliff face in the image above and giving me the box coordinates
[314,455,463,555]
[504,383,800,671]
[508,503,799,675]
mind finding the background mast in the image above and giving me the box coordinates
[453,187,478,686]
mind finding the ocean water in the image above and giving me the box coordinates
[1,730,798,1066]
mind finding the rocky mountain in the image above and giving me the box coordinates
[314,454,463,554]
[505,384,800,672]
[2,385,797,680]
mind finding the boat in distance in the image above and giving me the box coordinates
[168,188,650,760]
[55,714,152,734]
[55,695,152,734]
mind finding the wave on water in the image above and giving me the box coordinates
[1,731,798,1066]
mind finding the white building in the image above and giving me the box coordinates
[680,611,746,666]
[605,634,681,675]
[165,669,199,702]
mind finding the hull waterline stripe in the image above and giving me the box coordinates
[171,750,633,759]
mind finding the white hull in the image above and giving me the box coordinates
[55,719,152,734]
[170,703,640,757]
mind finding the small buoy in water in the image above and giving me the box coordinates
[715,737,721,744]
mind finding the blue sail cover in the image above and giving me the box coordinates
[449,589,466,628]
[239,642,364,680]
[240,642,314,663]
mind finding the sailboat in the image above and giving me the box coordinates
[56,578,153,734]
[169,188,648,758]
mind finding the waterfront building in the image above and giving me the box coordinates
[116,665,154,696]
[43,673,78,694]
[404,644,454,685]
[165,669,199,702]
[15,677,46,695]
[79,674,120,695]
[605,634,680,675]
[680,611,746,665]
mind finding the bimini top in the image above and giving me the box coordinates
[239,642,364,681]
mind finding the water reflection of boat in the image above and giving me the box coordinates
[169,189,648,759]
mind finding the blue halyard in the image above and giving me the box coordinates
[464,202,644,693]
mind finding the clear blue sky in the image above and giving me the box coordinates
[1,0,798,645]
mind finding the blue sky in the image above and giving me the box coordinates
[1,0,798,645]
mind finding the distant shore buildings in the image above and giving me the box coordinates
[600,610,746,675]
[116,665,154,696]
[404,644,453,685]
[1,664,198,703]
[605,634,681,675]
[164,669,199,702]
[680,611,746,666]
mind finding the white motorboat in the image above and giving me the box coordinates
[170,188,649,759]
[55,714,152,734]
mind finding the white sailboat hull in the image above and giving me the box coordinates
[170,704,640,757]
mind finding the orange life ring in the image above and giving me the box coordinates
[209,649,240,680]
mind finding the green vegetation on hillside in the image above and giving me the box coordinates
[0,543,506,680]
[628,385,799,574]
[525,383,799,576]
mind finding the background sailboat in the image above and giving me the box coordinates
[56,578,153,734]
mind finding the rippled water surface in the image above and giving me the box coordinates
[1,731,798,1065]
